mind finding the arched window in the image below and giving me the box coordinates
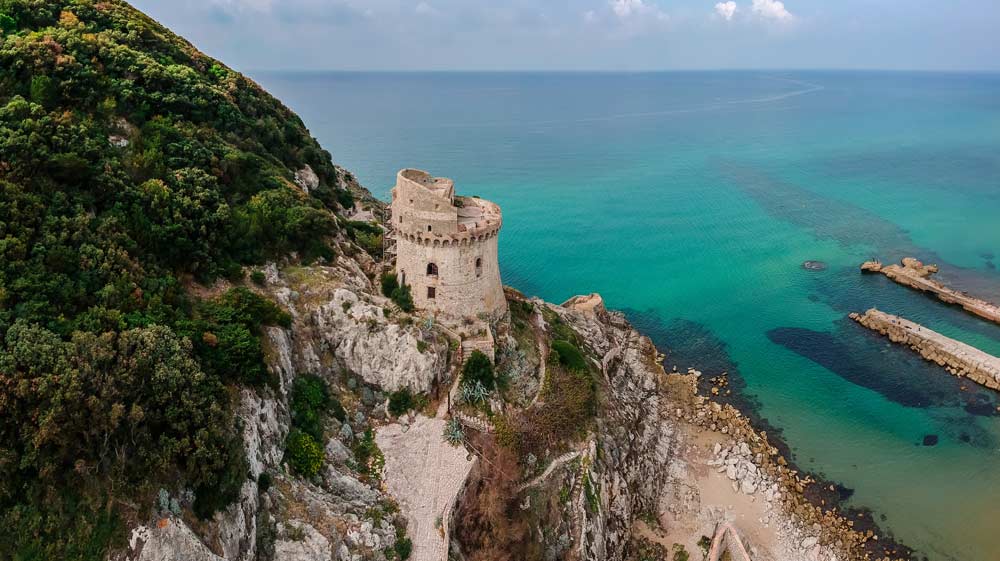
[426,262,438,276]
[475,257,483,278]
[400,270,406,285]
[427,225,432,232]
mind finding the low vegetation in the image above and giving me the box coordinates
[284,374,342,477]
[380,272,415,312]
[387,387,415,416]
[353,428,385,483]
[284,429,325,478]
[462,350,496,389]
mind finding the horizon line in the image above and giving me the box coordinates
[246,67,1000,75]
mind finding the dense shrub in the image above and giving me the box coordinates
[391,284,415,313]
[394,536,413,560]
[0,323,248,557]
[284,430,324,477]
[551,340,588,372]
[176,287,291,387]
[388,387,415,416]
[461,351,496,390]
[290,374,332,441]
[379,272,414,311]
[381,273,400,297]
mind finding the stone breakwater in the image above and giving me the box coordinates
[861,257,1000,325]
[850,308,1000,392]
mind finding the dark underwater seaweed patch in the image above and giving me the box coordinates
[767,323,998,418]
[718,160,1000,301]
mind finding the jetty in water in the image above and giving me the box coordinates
[861,257,1000,326]
[850,308,1000,392]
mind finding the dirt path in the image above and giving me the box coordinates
[529,308,550,406]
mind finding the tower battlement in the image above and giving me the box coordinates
[390,169,506,319]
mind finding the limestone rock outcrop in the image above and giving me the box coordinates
[315,288,446,392]
[294,165,321,194]
[122,257,447,561]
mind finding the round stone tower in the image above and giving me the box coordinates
[391,168,506,319]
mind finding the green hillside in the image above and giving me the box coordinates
[0,1,355,558]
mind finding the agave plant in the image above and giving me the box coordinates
[443,418,465,446]
[460,380,490,404]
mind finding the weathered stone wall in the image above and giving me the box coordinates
[395,230,506,319]
[391,168,459,235]
[851,308,1000,391]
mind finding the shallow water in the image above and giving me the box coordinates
[255,71,1000,561]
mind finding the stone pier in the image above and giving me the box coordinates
[850,308,1000,392]
[860,257,1000,325]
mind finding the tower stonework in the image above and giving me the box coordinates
[391,169,507,319]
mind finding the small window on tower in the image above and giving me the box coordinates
[475,257,483,277]
[426,263,438,276]
[427,287,436,299]
[427,225,432,232]
[399,216,402,223]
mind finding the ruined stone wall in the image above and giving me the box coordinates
[391,169,459,235]
[395,230,506,319]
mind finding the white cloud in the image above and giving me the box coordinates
[714,1,737,21]
[414,2,435,16]
[751,0,793,21]
[610,0,668,22]
[583,10,598,23]
[209,0,274,12]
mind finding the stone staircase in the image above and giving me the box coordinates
[460,336,495,364]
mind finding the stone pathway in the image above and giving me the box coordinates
[376,416,475,561]
[529,308,550,406]
[517,450,581,492]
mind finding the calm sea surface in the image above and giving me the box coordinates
[254,71,1000,561]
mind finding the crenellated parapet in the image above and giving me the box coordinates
[390,168,507,319]
[396,227,501,247]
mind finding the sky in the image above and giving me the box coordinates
[130,0,1000,72]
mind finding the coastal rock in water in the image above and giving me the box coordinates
[802,260,827,271]
[922,434,939,446]
[860,260,883,273]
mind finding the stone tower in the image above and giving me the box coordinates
[390,168,506,319]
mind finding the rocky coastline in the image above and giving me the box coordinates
[551,296,914,561]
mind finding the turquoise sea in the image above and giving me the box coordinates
[255,71,1000,561]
